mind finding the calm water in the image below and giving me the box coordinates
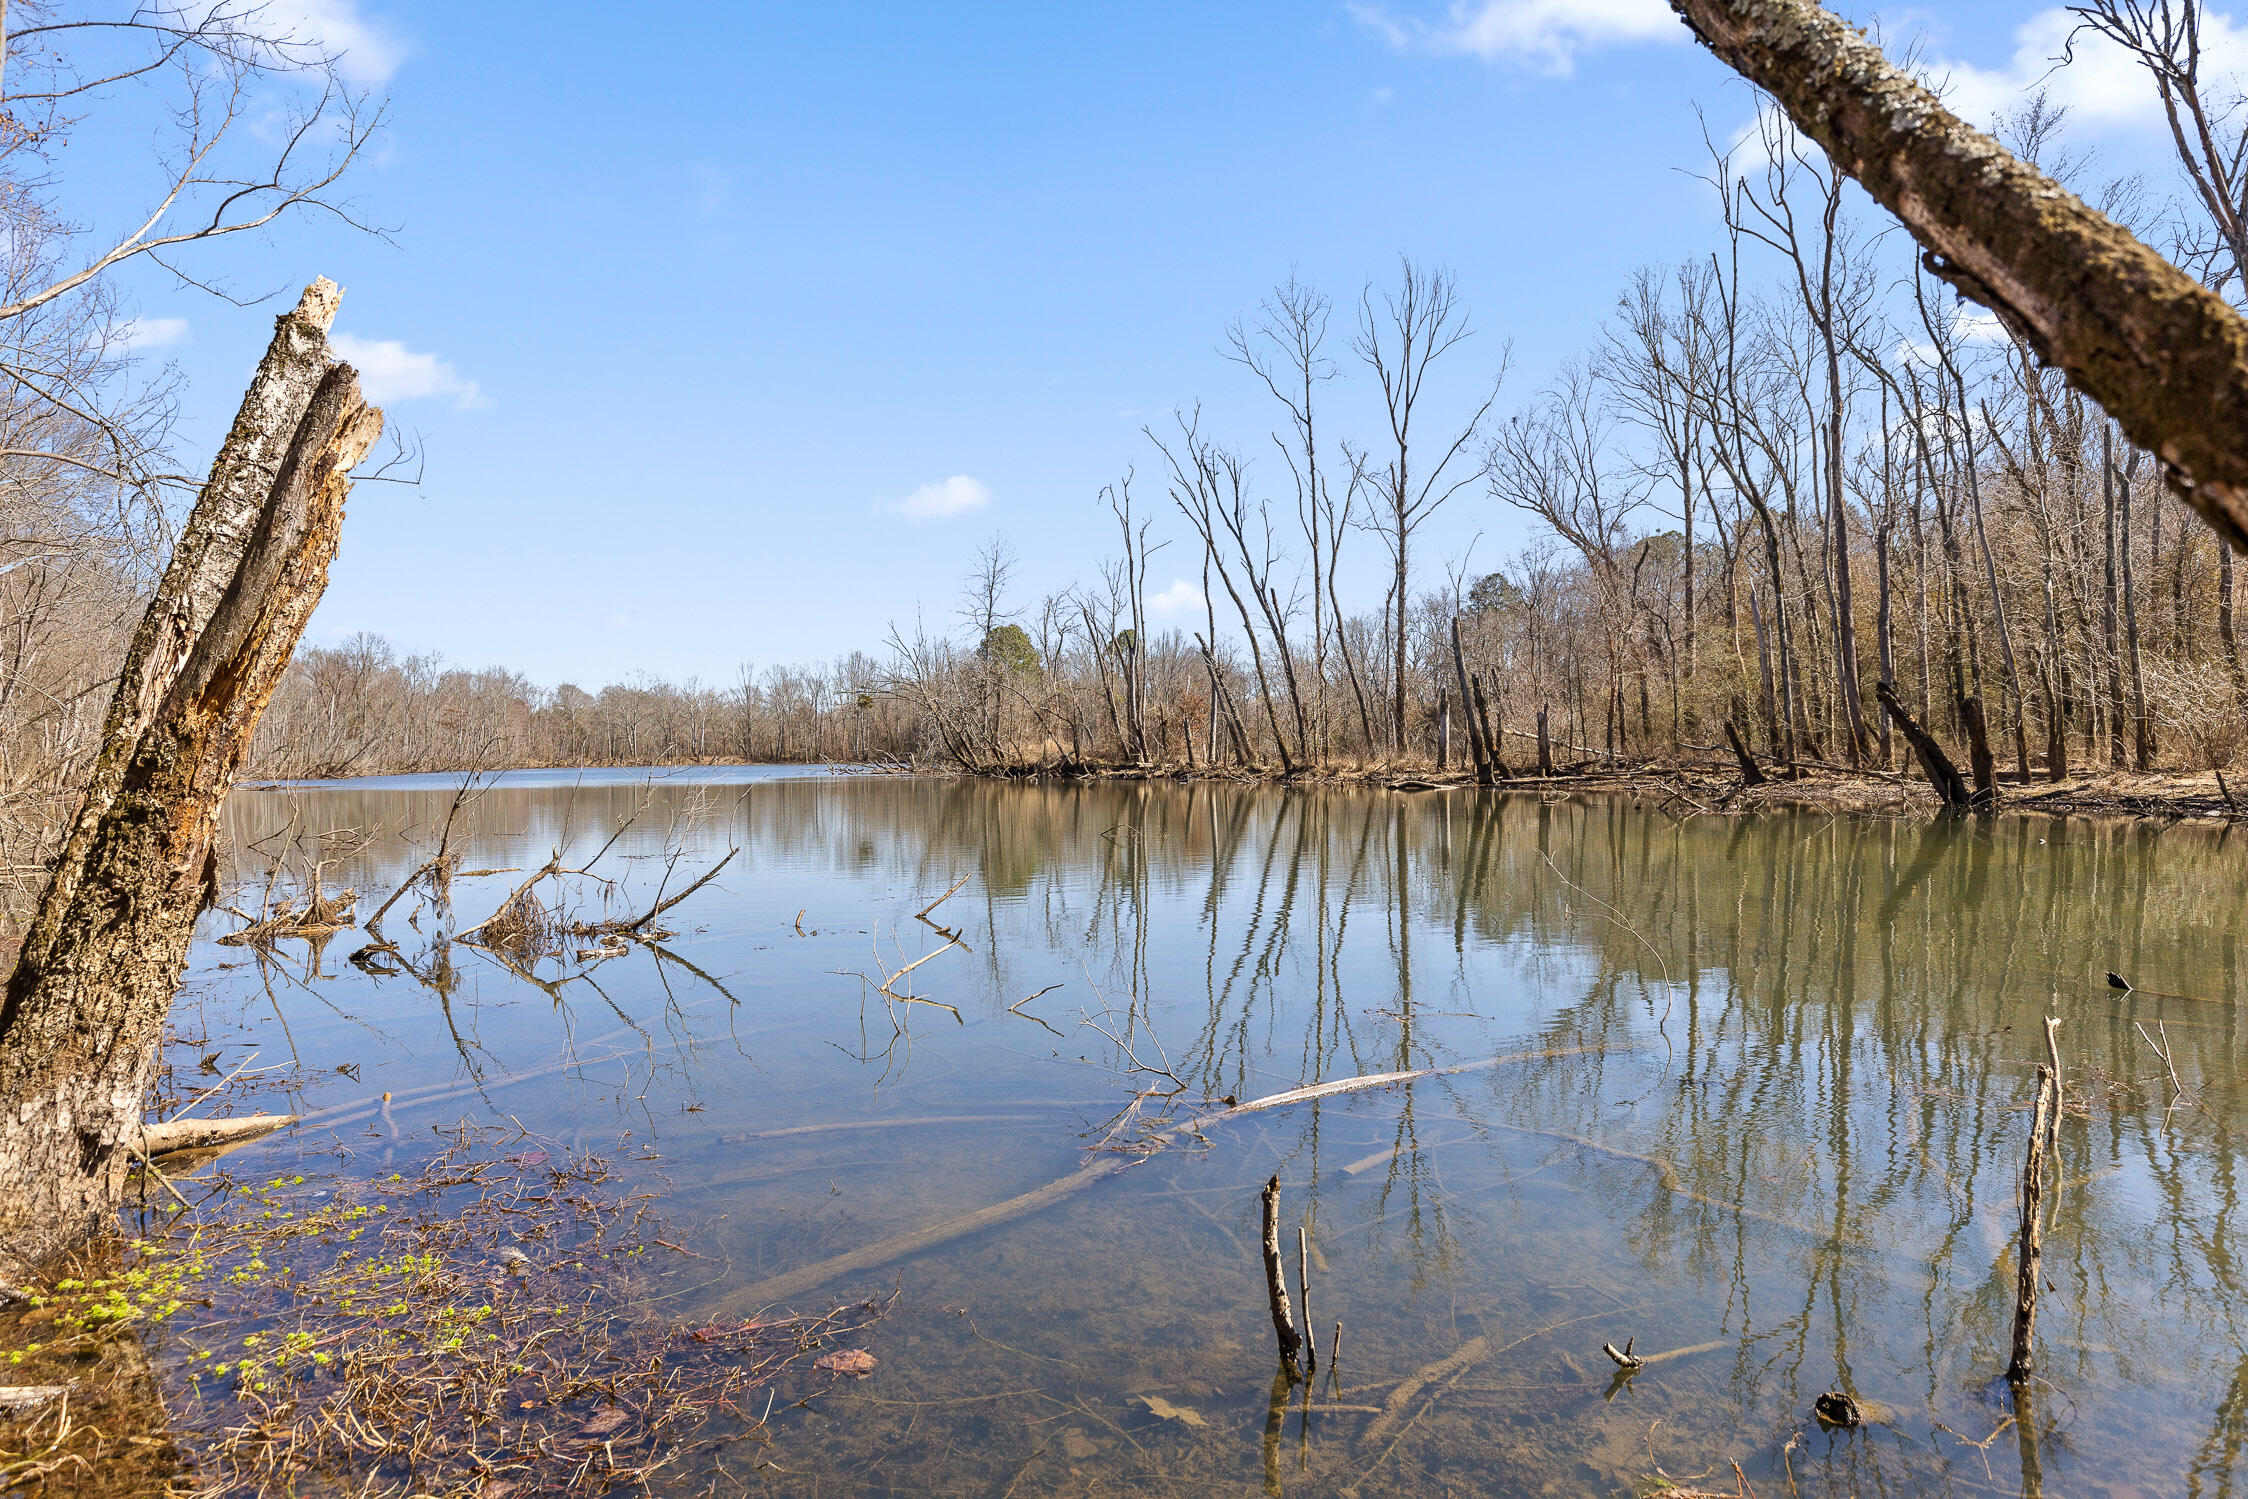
[178,773,2248,1495]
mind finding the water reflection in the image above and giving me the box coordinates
[190,776,2248,1495]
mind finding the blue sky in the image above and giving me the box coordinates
[84,1,2231,689]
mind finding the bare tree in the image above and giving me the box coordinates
[1351,258,1505,751]
[1227,275,1337,761]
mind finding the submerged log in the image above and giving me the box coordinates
[0,281,380,1262]
[1668,0,2248,552]
[718,1043,1613,1314]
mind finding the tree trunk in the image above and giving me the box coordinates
[1475,675,1511,777]
[1450,617,1492,785]
[1876,679,1972,810]
[2224,539,2248,731]
[1670,0,2248,552]
[1724,718,1768,785]
[2103,441,2129,769]
[0,281,379,1262]
[1962,694,1998,810]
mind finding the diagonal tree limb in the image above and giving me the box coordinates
[1669,0,2248,548]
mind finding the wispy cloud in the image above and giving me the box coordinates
[1351,0,1682,75]
[259,0,408,86]
[1146,578,1206,620]
[118,316,189,352]
[1921,7,2248,134]
[332,333,487,410]
[896,475,991,521]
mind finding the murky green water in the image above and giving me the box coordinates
[182,771,2248,1494]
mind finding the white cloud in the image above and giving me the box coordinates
[896,474,990,521]
[1352,0,1682,75]
[118,316,189,352]
[1924,7,2248,135]
[258,0,407,86]
[1146,578,1206,620]
[331,333,486,410]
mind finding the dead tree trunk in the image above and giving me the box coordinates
[1962,694,1999,810]
[1724,717,1767,785]
[1876,678,1972,811]
[0,280,381,1263]
[1449,617,1493,785]
[1474,674,1511,777]
[1669,0,2248,552]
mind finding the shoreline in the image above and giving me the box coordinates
[956,756,2248,823]
[241,755,2248,824]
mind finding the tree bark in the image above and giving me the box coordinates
[1669,0,2248,551]
[1450,617,1493,785]
[1724,717,1768,785]
[1876,678,1972,810]
[0,282,379,1262]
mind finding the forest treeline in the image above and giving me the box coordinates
[882,90,2248,788]
[233,91,2248,789]
[13,27,2248,913]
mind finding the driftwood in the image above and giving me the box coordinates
[0,280,380,1258]
[1668,0,2248,551]
[719,1044,1610,1314]
[1602,1337,1645,1372]
[137,1113,297,1158]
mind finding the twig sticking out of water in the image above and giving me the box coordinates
[1296,1225,1316,1376]
[916,873,970,919]
[2043,1016,2066,1213]
[2008,1065,2056,1384]
[1259,1176,1304,1375]
[1603,1337,1645,1372]
[2134,1020,2188,1106]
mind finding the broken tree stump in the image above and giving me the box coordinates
[0,280,381,1261]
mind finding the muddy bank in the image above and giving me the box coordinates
[962,754,2248,822]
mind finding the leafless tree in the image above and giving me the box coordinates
[1350,258,1505,751]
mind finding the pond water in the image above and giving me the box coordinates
[176,772,2248,1495]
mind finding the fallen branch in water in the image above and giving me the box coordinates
[1359,1305,1628,1454]
[137,1114,297,1158]
[719,1043,1613,1314]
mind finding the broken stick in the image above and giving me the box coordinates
[1261,1176,1304,1373]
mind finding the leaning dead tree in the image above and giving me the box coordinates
[1668,0,2248,550]
[0,279,381,1262]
